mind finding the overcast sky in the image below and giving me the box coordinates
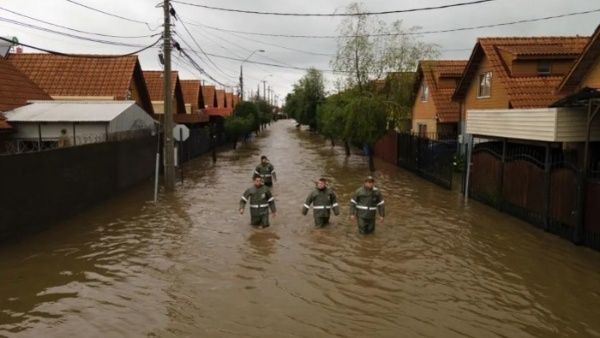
[2,0,599,105]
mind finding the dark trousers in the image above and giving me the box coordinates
[251,214,270,227]
[314,216,330,228]
[357,218,376,234]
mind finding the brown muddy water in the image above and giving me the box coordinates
[1,120,600,337]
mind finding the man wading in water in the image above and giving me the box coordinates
[350,176,385,234]
[239,175,277,228]
[302,178,340,227]
[254,156,276,187]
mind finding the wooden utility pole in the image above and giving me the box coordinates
[163,0,175,191]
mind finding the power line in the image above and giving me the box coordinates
[0,5,160,39]
[64,0,159,31]
[0,35,161,58]
[0,16,153,47]
[189,8,600,39]
[172,0,497,17]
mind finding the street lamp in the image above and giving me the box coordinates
[240,49,265,101]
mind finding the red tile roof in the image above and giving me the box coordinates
[143,71,179,101]
[180,79,201,112]
[454,36,590,108]
[0,58,51,114]
[416,60,467,123]
[0,113,12,131]
[559,25,600,93]
[202,85,216,108]
[225,92,233,108]
[215,89,225,108]
[8,53,138,98]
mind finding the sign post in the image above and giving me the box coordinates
[173,124,190,184]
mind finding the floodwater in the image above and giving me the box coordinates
[1,120,600,338]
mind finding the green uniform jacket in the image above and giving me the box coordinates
[350,187,385,219]
[254,163,275,185]
[302,188,340,218]
[240,185,276,216]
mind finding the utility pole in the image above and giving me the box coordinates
[239,65,244,101]
[163,0,175,191]
[262,81,267,101]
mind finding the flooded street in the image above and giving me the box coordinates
[1,120,600,337]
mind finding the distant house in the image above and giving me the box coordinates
[225,92,233,110]
[411,60,467,137]
[453,36,589,135]
[202,85,217,109]
[0,57,52,134]
[179,79,209,124]
[7,53,154,115]
[215,89,226,109]
[3,101,155,147]
[143,70,186,117]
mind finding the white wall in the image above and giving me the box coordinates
[109,104,155,133]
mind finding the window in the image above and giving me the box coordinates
[418,123,427,138]
[420,84,429,102]
[537,61,551,75]
[477,72,492,98]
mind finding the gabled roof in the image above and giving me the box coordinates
[225,92,233,108]
[202,85,216,108]
[453,36,589,108]
[215,89,225,108]
[143,71,179,100]
[559,25,600,94]
[180,79,201,112]
[415,60,467,123]
[0,58,51,113]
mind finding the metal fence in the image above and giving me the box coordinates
[467,139,600,250]
[1,129,154,155]
[397,132,457,190]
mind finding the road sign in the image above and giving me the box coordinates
[173,124,190,142]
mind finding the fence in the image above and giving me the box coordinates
[468,140,600,250]
[0,134,156,240]
[397,132,458,189]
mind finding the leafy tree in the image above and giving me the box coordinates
[283,68,325,130]
[225,115,254,149]
[317,91,351,154]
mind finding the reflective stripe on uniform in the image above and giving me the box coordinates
[313,206,332,210]
[268,197,275,202]
[303,204,310,209]
[356,205,378,211]
[254,170,260,175]
[332,203,339,207]
[350,199,357,204]
[262,174,272,177]
[377,201,385,206]
[240,196,248,202]
[250,204,270,208]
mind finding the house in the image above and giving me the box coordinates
[0,57,52,134]
[215,89,226,109]
[225,92,233,110]
[179,79,209,124]
[453,36,589,135]
[202,85,217,109]
[143,70,186,117]
[411,60,467,137]
[3,100,155,147]
[7,53,154,115]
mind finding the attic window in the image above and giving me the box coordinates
[420,84,429,102]
[537,61,551,75]
[477,72,492,98]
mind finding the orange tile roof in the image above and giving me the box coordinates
[180,79,201,112]
[497,44,583,57]
[559,25,600,93]
[8,53,138,99]
[417,60,467,123]
[202,85,216,108]
[203,107,232,118]
[215,89,225,108]
[225,92,233,108]
[143,71,179,101]
[0,113,12,130]
[454,36,589,108]
[0,58,51,114]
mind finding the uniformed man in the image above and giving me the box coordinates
[350,176,385,234]
[240,175,277,228]
[302,178,340,227]
[254,156,276,187]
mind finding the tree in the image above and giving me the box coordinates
[283,68,325,130]
[224,115,254,149]
[234,101,261,132]
[317,91,351,154]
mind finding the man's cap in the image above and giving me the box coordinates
[261,155,268,160]
[364,176,375,182]
[318,177,328,182]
